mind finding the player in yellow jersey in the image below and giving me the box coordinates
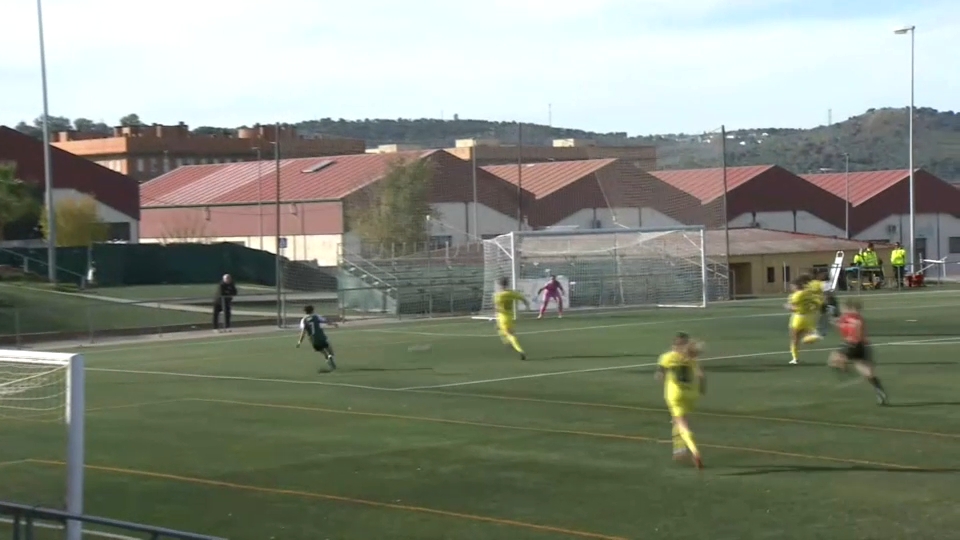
[656,332,705,469]
[786,276,822,365]
[494,277,530,360]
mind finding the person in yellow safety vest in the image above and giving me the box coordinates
[891,242,907,287]
[860,243,882,287]
[852,250,864,266]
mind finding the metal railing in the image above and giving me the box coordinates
[0,501,225,540]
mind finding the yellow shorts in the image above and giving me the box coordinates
[497,314,514,335]
[789,314,815,333]
[665,389,696,418]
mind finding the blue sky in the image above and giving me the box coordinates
[1,0,956,135]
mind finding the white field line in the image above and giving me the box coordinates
[360,301,960,338]
[86,336,960,392]
[0,517,139,540]
[50,291,956,354]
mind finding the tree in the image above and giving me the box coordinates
[39,195,108,247]
[158,212,209,244]
[14,121,41,139]
[32,115,72,133]
[347,158,435,253]
[0,164,41,240]
[119,114,143,127]
[73,118,111,135]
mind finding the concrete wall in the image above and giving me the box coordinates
[856,213,960,274]
[728,210,844,237]
[729,250,853,296]
[140,233,343,266]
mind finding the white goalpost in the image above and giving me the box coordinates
[479,226,725,318]
[0,350,85,540]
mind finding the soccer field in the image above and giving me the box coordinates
[3,291,960,539]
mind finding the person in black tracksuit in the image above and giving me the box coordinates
[213,274,237,332]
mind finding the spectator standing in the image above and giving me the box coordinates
[890,242,907,287]
[214,274,237,332]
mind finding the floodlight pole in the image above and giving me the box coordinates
[895,25,916,272]
[37,0,57,283]
[471,144,479,239]
[273,123,282,328]
[255,147,263,250]
[844,152,850,239]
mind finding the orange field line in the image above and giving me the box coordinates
[28,459,627,540]
[407,389,960,439]
[196,399,922,471]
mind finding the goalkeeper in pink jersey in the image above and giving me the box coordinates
[537,275,565,319]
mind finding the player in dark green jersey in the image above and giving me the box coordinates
[296,305,339,372]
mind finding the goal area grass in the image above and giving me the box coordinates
[2,291,960,539]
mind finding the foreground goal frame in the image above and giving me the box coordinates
[481,226,712,318]
[0,350,84,540]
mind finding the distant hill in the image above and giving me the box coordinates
[12,107,960,181]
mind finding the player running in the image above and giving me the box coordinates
[296,305,339,372]
[786,276,823,365]
[829,299,889,405]
[495,277,530,360]
[657,332,705,469]
[537,275,565,319]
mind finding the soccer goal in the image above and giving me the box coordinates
[479,226,726,318]
[0,350,84,540]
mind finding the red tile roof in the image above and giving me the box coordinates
[141,150,433,207]
[481,159,617,198]
[0,126,139,219]
[649,165,774,202]
[800,170,911,206]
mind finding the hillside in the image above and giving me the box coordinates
[12,107,960,181]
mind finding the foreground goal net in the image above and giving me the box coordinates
[480,227,728,316]
[0,350,85,540]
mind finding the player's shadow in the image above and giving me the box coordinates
[723,464,959,476]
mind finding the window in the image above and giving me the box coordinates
[783,266,791,283]
[136,158,145,172]
[950,237,960,254]
[105,222,131,241]
[766,266,775,283]
[429,235,453,250]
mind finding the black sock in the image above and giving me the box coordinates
[867,376,885,392]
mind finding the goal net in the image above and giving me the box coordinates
[480,227,728,316]
[0,350,85,540]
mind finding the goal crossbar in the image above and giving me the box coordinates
[0,349,85,540]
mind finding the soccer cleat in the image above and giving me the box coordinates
[789,358,799,365]
[802,333,823,344]
[876,390,889,406]
[326,356,337,371]
[693,455,704,470]
[520,353,527,361]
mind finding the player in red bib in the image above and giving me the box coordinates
[828,299,888,405]
[537,275,565,319]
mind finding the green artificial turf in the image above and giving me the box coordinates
[2,290,960,539]
[0,286,275,339]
